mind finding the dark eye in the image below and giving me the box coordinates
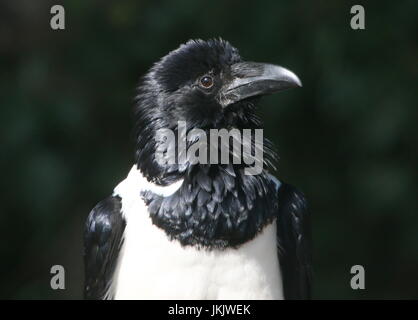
[199,75,214,89]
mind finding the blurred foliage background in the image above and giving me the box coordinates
[0,0,416,299]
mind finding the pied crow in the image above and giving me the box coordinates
[84,38,312,300]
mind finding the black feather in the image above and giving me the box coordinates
[276,183,312,299]
[84,196,125,300]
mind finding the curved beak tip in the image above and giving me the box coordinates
[275,65,302,88]
[293,74,303,88]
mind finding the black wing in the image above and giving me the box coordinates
[83,195,126,300]
[276,183,312,300]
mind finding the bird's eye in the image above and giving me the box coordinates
[199,76,214,89]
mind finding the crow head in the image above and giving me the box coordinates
[134,39,301,183]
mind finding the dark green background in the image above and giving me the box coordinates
[1,0,416,299]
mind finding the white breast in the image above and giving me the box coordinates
[111,166,284,300]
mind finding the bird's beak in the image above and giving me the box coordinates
[219,62,302,107]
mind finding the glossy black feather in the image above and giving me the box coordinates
[84,196,126,300]
[141,166,278,249]
[276,183,312,299]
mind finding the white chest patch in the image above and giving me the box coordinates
[111,166,284,300]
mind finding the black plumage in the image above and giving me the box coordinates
[141,166,278,249]
[84,196,125,299]
[276,183,312,299]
